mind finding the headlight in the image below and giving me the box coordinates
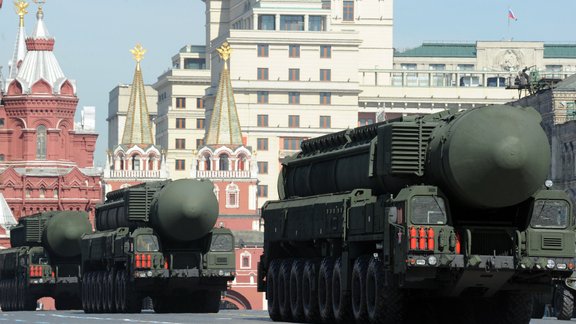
[147,271,153,277]
[546,259,556,269]
[218,270,224,276]
[428,256,438,266]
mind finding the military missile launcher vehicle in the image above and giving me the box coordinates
[0,211,92,311]
[80,179,235,313]
[257,104,576,324]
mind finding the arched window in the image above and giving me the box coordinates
[132,155,141,170]
[237,154,247,171]
[0,154,4,162]
[39,188,45,198]
[36,125,47,159]
[219,154,230,171]
[204,153,211,170]
[148,155,156,170]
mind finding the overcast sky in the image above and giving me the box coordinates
[0,0,574,166]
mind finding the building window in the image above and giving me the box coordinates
[175,138,186,149]
[39,188,45,199]
[320,92,331,105]
[288,115,300,128]
[289,45,300,58]
[289,69,300,81]
[196,138,205,148]
[36,125,47,160]
[257,114,269,127]
[457,64,474,71]
[237,154,247,171]
[196,98,204,109]
[289,92,300,104]
[309,16,326,31]
[320,45,332,58]
[176,118,186,129]
[175,159,186,170]
[343,1,354,21]
[320,116,331,128]
[280,15,304,31]
[257,185,268,198]
[282,137,305,150]
[358,112,376,126]
[132,156,141,170]
[320,69,331,81]
[241,254,251,269]
[203,153,211,170]
[258,161,268,174]
[257,68,269,80]
[176,97,186,108]
[25,189,31,198]
[258,44,269,57]
[53,189,58,198]
[0,154,4,162]
[257,91,269,104]
[184,58,206,69]
[219,154,230,171]
[258,15,275,30]
[0,118,4,127]
[196,118,205,129]
[257,138,269,151]
[226,183,239,208]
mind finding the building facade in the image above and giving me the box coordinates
[0,3,102,226]
[153,45,211,179]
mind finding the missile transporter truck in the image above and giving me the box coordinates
[257,105,576,324]
[0,211,92,311]
[80,179,235,313]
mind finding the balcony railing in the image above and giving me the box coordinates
[196,170,252,178]
[108,170,162,179]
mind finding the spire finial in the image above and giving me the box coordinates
[32,0,45,19]
[216,42,232,70]
[14,0,28,27]
[130,43,146,71]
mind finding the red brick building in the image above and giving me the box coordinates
[0,3,102,233]
[192,43,264,310]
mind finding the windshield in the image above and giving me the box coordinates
[210,234,234,252]
[135,235,160,252]
[531,200,569,229]
[30,251,48,265]
[411,196,447,225]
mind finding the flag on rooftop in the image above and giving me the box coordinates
[508,8,518,21]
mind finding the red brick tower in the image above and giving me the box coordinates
[0,2,102,236]
[192,42,264,310]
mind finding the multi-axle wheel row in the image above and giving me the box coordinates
[82,269,141,313]
[0,278,36,311]
[266,256,404,324]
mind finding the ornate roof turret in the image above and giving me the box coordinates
[14,0,74,95]
[5,1,28,90]
[121,44,154,146]
[205,42,243,146]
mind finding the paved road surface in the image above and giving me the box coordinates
[0,311,572,323]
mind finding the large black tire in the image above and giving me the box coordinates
[202,290,222,313]
[115,270,124,312]
[332,257,353,324]
[498,292,534,324]
[81,273,89,312]
[289,259,305,322]
[352,256,370,322]
[106,270,116,313]
[554,285,574,321]
[278,259,293,321]
[302,260,320,323]
[531,293,548,319]
[266,259,282,321]
[121,271,142,313]
[153,296,171,313]
[95,271,104,313]
[366,257,405,324]
[102,271,111,313]
[318,257,335,323]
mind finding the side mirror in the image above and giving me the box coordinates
[386,207,398,224]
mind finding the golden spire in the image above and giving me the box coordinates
[14,0,29,27]
[130,43,146,71]
[216,42,232,70]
